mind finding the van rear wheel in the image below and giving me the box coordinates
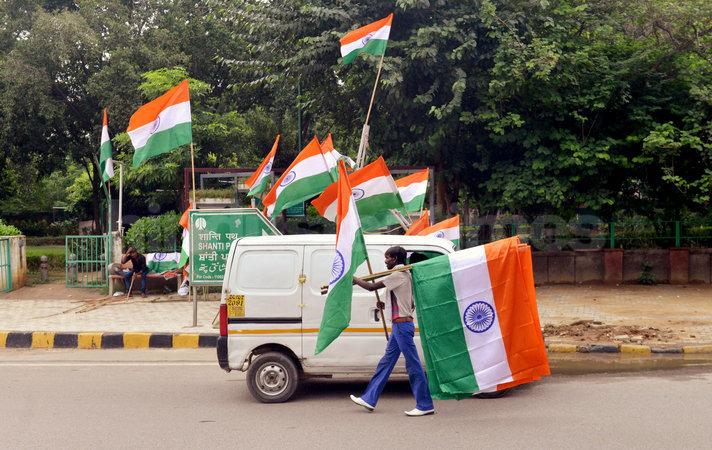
[246,352,299,403]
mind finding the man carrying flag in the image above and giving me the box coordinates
[246,135,280,198]
[349,245,435,416]
[99,108,114,182]
[128,79,192,167]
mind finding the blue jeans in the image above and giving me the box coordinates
[124,268,148,294]
[361,321,434,410]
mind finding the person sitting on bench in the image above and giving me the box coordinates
[121,247,148,297]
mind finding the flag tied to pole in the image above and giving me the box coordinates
[246,135,280,198]
[395,168,429,213]
[128,79,192,167]
[411,237,550,399]
[99,108,114,183]
[315,161,368,354]
[340,13,393,64]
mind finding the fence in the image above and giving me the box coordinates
[65,235,110,288]
[462,216,712,251]
[0,238,11,292]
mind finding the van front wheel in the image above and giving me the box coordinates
[246,352,299,403]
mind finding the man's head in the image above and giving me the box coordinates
[126,246,137,256]
[384,246,407,269]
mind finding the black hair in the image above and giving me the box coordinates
[408,252,428,264]
[386,246,407,265]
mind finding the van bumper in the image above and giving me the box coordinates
[216,336,230,371]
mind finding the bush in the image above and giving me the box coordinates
[0,219,21,236]
[124,211,181,253]
[26,236,66,246]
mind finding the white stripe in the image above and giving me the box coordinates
[322,175,397,221]
[426,225,460,242]
[449,246,513,390]
[273,152,330,198]
[128,101,191,150]
[250,155,274,190]
[331,195,362,285]
[340,25,391,57]
[101,125,110,146]
[398,180,427,203]
[181,230,190,257]
[145,252,181,264]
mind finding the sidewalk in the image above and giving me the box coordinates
[1,282,712,350]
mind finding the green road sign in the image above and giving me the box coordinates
[189,208,280,285]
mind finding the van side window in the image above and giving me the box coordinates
[237,250,300,290]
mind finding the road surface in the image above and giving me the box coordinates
[1,349,710,448]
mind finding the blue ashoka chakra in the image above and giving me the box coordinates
[280,170,297,187]
[329,251,345,285]
[153,252,167,261]
[352,188,365,200]
[463,301,496,334]
[435,231,445,239]
[150,116,161,134]
[263,161,272,173]
[361,32,375,45]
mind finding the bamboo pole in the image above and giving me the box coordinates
[356,52,386,168]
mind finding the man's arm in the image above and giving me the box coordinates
[352,276,385,292]
[121,253,130,264]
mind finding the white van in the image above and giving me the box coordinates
[216,234,454,402]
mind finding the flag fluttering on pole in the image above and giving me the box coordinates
[178,202,191,268]
[262,136,334,217]
[312,156,407,231]
[395,168,429,213]
[340,13,393,64]
[411,237,550,399]
[99,108,114,183]
[315,161,368,354]
[246,135,280,198]
[128,79,192,167]
[405,210,430,235]
[320,134,356,174]
[417,215,460,248]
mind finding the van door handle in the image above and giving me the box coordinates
[372,308,380,322]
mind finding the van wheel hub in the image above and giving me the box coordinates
[256,363,288,396]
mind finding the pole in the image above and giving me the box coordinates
[118,162,123,235]
[364,258,388,341]
[297,78,302,154]
[356,53,386,168]
[190,142,197,327]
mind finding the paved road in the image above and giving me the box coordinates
[1,350,711,449]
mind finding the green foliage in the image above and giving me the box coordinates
[124,212,181,253]
[192,189,235,200]
[639,261,656,285]
[0,219,21,236]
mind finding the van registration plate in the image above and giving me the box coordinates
[226,294,245,317]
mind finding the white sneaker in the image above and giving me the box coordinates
[350,395,374,412]
[404,408,435,416]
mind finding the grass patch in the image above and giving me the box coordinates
[27,245,65,258]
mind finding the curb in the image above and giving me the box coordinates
[547,342,712,355]
[0,331,217,350]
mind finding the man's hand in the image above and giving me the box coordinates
[376,301,385,310]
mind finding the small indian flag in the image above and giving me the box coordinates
[178,202,191,268]
[340,13,393,65]
[417,215,460,248]
[146,252,181,273]
[411,237,550,399]
[246,135,280,198]
[395,168,429,213]
[312,156,406,231]
[99,109,114,183]
[320,134,356,174]
[128,79,192,167]
[315,161,368,354]
[262,136,334,217]
[405,210,430,236]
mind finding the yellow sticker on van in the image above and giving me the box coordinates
[226,294,245,317]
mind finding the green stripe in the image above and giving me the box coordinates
[315,232,367,354]
[403,194,426,213]
[341,39,388,65]
[147,260,179,273]
[247,177,269,197]
[356,192,405,231]
[99,140,112,182]
[411,255,478,399]
[132,122,192,167]
[272,171,333,216]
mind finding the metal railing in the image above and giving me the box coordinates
[65,235,110,288]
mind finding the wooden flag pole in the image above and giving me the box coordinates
[364,256,389,341]
[356,52,386,168]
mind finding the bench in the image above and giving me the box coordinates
[109,272,183,296]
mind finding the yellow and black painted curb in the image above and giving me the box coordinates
[546,342,712,354]
[0,331,217,350]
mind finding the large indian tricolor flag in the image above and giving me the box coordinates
[315,161,368,354]
[312,156,406,231]
[128,79,192,167]
[262,136,334,217]
[246,135,279,198]
[395,168,428,213]
[99,108,114,183]
[418,215,460,248]
[411,237,550,399]
[340,13,393,64]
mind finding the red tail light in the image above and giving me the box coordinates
[219,303,227,336]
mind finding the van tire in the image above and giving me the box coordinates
[473,388,511,399]
[246,352,299,403]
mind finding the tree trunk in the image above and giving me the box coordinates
[85,158,101,234]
